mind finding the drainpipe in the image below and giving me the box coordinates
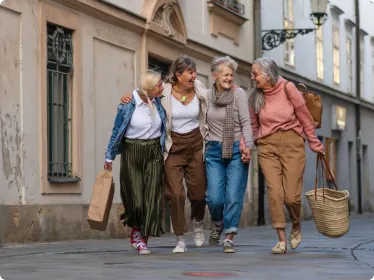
[354,0,363,214]
[253,0,265,225]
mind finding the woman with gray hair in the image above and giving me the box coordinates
[249,57,324,254]
[205,56,253,253]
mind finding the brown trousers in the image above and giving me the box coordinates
[164,127,207,235]
[257,130,306,229]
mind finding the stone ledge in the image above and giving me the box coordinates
[0,201,258,245]
[0,204,128,245]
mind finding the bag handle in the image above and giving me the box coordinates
[283,81,290,100]
[319,153,338,190]
[314,153,338,200]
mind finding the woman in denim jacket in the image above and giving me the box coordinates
[104,70,167,255]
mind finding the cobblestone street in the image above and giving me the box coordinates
[0,214,373,280]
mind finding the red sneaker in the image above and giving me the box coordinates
[130,228,141,250]
[137,241,151,255]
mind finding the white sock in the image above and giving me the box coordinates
[176,235,184,242]
[193,219,203,227]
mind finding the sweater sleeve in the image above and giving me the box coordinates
[249,106,259,140]
[286,82,324,153]
[236,88,253,148]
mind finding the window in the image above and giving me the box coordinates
[360,36,364,97]
[363,145,370,210]
[316,27,324,80]
[346,38,353,93]
[148,57,170,80]
[332,24,340,85]
[325,138,337,181]
[47,23,74,179]
[372,46,374,99]
[209,0,245,16]
[283,0,295,66]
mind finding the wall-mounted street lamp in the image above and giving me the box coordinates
[262,0,328,51]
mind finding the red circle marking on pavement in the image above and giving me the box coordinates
[183,272,236,277]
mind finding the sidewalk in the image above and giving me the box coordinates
[0,214,373,280]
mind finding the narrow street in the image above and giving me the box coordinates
[0,214,373,280]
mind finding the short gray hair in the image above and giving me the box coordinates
[211,56,238,73]
[249,57,280,114]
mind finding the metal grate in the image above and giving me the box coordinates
[148,57,170,80]
[209,0,245,16]
[47,23,73,178]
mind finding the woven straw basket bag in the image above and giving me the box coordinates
[305,153,350,238]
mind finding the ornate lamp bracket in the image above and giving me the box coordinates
[261,28,316,51]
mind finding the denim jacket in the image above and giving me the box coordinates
[105,92,167,161]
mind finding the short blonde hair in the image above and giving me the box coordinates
[139,69,162,112]
[211,56,238,73]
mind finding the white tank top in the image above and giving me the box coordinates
[171,94,200,134]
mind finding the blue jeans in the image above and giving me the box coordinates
[205,141,249,235]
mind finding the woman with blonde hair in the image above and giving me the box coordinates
[104,69,166,255]
[249,57,324,254]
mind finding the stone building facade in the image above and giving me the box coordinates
[0,0,257,244]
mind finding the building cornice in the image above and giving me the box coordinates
[360,28,369,37]
[330,5,344,16]
[52,0,146,33]
[344,19,355,28]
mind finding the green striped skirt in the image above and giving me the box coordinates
[119,138,164,237]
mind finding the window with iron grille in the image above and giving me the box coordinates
[148,57,170,80]
[47,23,73,179]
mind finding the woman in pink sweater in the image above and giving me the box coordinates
[249,57,324,254]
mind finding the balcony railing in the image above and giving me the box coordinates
[209,0,245,16]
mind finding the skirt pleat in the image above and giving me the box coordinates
[119,138,164,237]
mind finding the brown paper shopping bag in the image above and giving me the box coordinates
[87,170,115,231]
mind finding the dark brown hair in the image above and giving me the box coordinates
[165,55,196,84]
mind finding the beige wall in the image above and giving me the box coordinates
[180,0,254,63]
[103,0,144,15]
[99,0,254,63]
[0,1,34,206]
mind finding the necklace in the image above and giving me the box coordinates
[173,85,189,103]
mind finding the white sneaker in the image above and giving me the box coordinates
[173,241,187,253]
[193,220,205,247]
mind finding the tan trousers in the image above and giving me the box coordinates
[164,128,207,235]
[257,130,306,229]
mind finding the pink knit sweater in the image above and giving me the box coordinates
[249,77,323,153]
